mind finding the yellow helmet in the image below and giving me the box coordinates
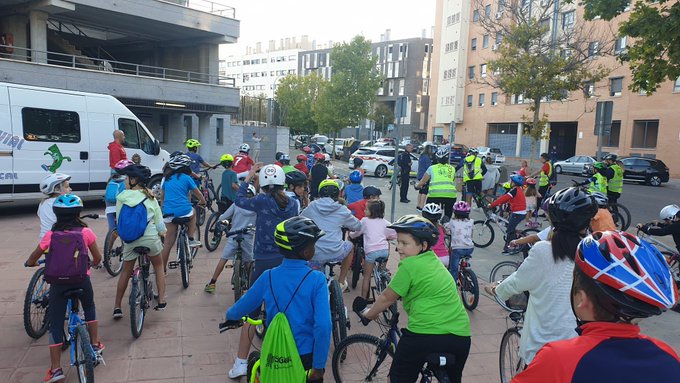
[185,139,201,148]
[220,153,234,163]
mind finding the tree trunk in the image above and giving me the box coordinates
[529,99,542,171]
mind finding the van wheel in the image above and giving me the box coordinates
[149,175,162,198]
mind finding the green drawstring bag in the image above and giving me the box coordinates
[259,270,312,383]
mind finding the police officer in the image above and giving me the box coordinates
[604,154,623,204]
[398,144,414,203]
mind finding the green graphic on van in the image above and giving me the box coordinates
[41,144,71,173]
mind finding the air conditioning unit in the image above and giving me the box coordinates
[492,44,499,51]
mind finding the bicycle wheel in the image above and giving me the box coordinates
[233,257,244,301]
[499,328,524,383]
[74,324,95,383]
[489,260,520,283]
[329,280,348,348]
[103,228,124,276]
[610,203,631,231]
[129,275,145,338]
[459,268,480,311]
[246,351,261,383]
[472,220,495,248]
[196,205,206,227]
[23,267,49,339]
[178,233,190,289]
[610,210,626,231]
[332,334,393,383]
[204,212,222,252]
[351,246,364,289]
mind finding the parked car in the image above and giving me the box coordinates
[490,148,505,163]
[554,155,596,175]
[620,157,669,186]
[310,134,329,146]
[477,146,504,163]
[293,134,310,149]
[325,138,346,159]
[448,143,470,165]
[349,146,419,178]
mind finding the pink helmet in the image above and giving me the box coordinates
[114,159,135,172]
[453,201,471,213]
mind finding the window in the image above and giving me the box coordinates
[480,64,488,77]
[674,77,680,93]
[584,81,595,97]
[602,120,620,147]
[495,32,503,44]
[118,118,140,149]
[468,66,475,79]
[491,92,498,106]
[610,77,623,96]
[540,18,551,33]
[473,10,480,22]
[615,36,627,54]
[588,42,600,57]
[498,0,506,13]
[483,34,490,49]
[399,79,405,96]
[562,10,575,30]
[631,120,659,149]
[485,4,492,17]
[512,94,524,104]
[471,38,477,51]
[216,118,224,145]
[184,115,193,141]
[467,95,473,107]
[22,108,80,143]
[479,93,486,107]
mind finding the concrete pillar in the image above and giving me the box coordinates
[29,10,48,63]
[3,15,29,60]
[516,122,523,157]
[197,113,214,160]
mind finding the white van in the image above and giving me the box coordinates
[0,82,169,204]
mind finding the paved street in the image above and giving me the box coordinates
[0,158,678,383]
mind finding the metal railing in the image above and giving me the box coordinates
[157,0,236,18]
[0,44,236,87]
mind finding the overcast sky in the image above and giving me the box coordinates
[220,0,436,56]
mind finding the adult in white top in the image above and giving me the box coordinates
[251,132,263,162]
[487,187,598,365]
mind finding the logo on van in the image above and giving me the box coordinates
[0,129,25,150]
[41,144,71,173]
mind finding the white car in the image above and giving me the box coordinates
[325,138,346,158]
[349,146,418,178]
[490,148,505,163]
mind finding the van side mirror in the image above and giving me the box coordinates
[153,139,161,155]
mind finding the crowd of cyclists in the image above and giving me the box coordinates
[23,138,680,382]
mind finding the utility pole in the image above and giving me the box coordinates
[390,97,407,222]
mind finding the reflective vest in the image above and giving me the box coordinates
[608,164,623,193]
[588,173,608,194]
[539,161,553,187]
[428,164,457,198]
[462,155,483,182]
[282,164,297,174]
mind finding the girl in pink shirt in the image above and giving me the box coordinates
[349,200,397,300]
[422,203,450,266]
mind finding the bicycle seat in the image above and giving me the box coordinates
[172,217,191,225]
[133,246,151,255]
[324,261,342,267]
[62,288,84,299]
[374,257,388,264]
[424,353,456,367]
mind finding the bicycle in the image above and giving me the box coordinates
[369,256,396,323]
[103,227,124,276]
[129,246,156,338]
[323,262,350,348]
[332,299,455,382]
[471,207,540,248]
[23,214,100,339]
[63,288,106,382]
[350,235,364,289]
[637,229,680,289]
[499,311,525,383]
[199,167,219,211]
[166,215,198,288]
[443,232,480,311]
[204,202,228,252]
[223,223,255,301]
[571,180,631,230]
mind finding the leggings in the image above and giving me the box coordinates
[390,329,471,383]
[505,213,526,248]
[48,278,96,345]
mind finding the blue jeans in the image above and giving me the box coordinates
[449,248,473,278]
[505,213,526,249]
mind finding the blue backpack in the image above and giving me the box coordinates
[117,198,150,243]
[105,179,126,204]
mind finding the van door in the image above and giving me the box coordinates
[0,85,14,199]
[115,116,162,172]
[9,87,89,196]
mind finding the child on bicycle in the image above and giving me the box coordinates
[184,139,214,186]
[445,201,474,278]
[105,160,134,234]
[301,179,362,291]
[24,194,103,383]
[421,203,450,267]
[228,163,298,378]
[204,184,257,293]
[360,215,471,382]
[590,191,617,232]
[280,153,297,174]
[294,154,309,176]
[489,174,527,253]
[348,185,382,220]
[225,216,331,382]
[349,200,397,300]
[219,153,238,211]
[233,143,254,180]
[524,178,540,227]
[285,170,309,214]
[512,230,680,382]
[38,173,72,239]
[113,164,168,318]
[309,153,328,201]
[637,204,680,254]
[344,170,364,204]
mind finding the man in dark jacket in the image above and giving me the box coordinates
[398,144,413,203]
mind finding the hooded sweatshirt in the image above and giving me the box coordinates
[301,197,361,262]
[235,182,298,261]
[108,141,127,169]
[115,189,166,236]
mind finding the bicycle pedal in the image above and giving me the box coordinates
[168,262,178,269]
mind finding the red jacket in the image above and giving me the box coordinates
[294,162,309,175]
[108,141,127,169]
[348,199,368,220]
[490,186,526,213]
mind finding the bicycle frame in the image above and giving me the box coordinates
[638,230,679,256]
[66,298,101,368]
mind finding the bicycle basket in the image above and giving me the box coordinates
[496,292,528,313]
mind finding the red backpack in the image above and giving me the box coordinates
[44,227,90,284]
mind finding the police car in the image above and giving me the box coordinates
[349,146,419,178]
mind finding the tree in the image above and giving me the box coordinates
[370,103,395,135]
[571,0,680,93]
[475,0,613,165]
[275,73,326,135]
[314,36,382,136]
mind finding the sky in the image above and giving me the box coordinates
[219,0,436,56]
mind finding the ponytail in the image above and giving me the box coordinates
[264,185,289,209]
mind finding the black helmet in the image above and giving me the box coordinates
[318,179,340,199]
[275,152,284,161]
[274,216,325,252]
[604,154,618,161]
[547,187,598,231]
[285,170,307,186]
[353,157,364,167]
[362,185,382,198]
[388,214,439,247]
[120,164,151,185]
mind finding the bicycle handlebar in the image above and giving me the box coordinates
[352,297,372,326]
[219,316,263,333]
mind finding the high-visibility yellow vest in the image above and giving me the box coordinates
[588,173,608,194]
[428,164,457,198]
[462,155,483,182]
[608,164,623,193]
[539,162,553,187]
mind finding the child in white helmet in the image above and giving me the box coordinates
[38,173,72,239]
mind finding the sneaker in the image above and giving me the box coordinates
[112,308,123,319]
[416,207,422,212]
[154,302,167,311]
[44,368,65,383]
[189,239,202,248]
[228,361,248,379]
[204,283,216,294]
[339,280,349,293]
[92,342,105,355]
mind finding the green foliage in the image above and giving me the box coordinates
[576,0,680,93]
[275,73,326,134]
[370,103,395,133]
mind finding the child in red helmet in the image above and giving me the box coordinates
[294,154,309,176]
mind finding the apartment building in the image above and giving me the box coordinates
[298,36,433,141]
[429,0,680,177]
[0,0,241,160]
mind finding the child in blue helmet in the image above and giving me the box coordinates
[344,170,365,204]
[489,174,527,253]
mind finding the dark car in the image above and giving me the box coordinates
[448,143,470,165]
[620,157,670,186]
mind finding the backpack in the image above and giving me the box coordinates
[259,270,313,383]
[104,179,125,204]
[548,161,558,185]
[117,198,150,243]
[465,156,476,180]
[45,227,89,284]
